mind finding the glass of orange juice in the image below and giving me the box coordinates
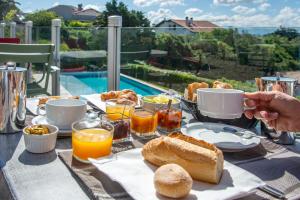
[131,109,158,137]
[72,119,114,163]
[106,99,135,121]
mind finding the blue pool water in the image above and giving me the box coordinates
[60,72,163,96]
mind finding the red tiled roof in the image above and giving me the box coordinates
[73,8,100,15]
[171,19,219,32]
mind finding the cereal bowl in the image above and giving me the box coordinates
[23,124,58,153]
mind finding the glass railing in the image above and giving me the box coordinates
[4,25,300,96]
[58,27,108,95]
[16,24,25,43]
[119,26,299,93]
[32,26,52,44]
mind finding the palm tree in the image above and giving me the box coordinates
[0,0,20,21]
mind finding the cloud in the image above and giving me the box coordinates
[83,4,104,11]
[185,8,203,17]
[194,6,300,27]
[24,8,33,13]
[258,3,270,11]
[213,0,267,6]
[147,8,178,25]
[232,5,256,15]
[133,0,184,7]
[52,2,59,7]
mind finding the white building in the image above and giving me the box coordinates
[155,17,219,35]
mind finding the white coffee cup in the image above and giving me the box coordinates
[37,99,87,130]
[197,88,251,119]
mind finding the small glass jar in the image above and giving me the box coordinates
[72,119,114,163]
[131,109,158,137]
[157,106,182,133]
[105,99,135,121]
[100,114,131,143]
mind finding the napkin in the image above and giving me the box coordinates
[26,98,40,115]
[90,148,265,200]
[81,94,106,111]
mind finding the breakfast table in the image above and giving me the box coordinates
[1,102,300,200]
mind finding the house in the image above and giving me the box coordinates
[47,4,100,21]
[155,17,219,34]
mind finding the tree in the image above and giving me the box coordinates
[94,0,150,27]
[25,10,59,40]
[4,9,17,22]
[25,10,59,26]
[273,26,298,40]
[0,0,20,21]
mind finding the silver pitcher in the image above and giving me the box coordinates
[0,63,27,133]
[256,72,298,144]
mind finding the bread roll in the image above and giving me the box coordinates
[38,96,79,105]
[142,132,224,184]
[154,164,192,198]
[212,81,233,89]
[187,82,209,101]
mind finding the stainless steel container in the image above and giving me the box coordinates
[0,64,27,133]
[259,73,297,96]
[257,73,298,144]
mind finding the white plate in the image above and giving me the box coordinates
[181,122,260,152]
[81,93,142,112]
[32,115,72,136]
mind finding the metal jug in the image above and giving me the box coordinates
[0,63,27,133]
[256,73,298,145]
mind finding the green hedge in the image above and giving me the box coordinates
[125,62,257,92]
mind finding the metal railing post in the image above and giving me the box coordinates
[0,23,5,38]
[51,19,61,68]
[107,15,122,91]
[51,19,61,96]
[51,66,60,95]
[25,21,33,83]
[10,22,16,38]
[25,21,32,44]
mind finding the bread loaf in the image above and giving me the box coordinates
[142,132,224,184]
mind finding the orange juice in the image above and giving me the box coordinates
[106,99,135,121]
[131,110,158,136]
[72,128,113,162]
[106,105,134,121]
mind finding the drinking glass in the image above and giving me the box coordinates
[131,109,158,137]
[100,114,131,143]
[157,106,182,133]
[105,99,135,121]
[72,119,114,163]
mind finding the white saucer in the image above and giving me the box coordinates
[181,122,260,152]
[32,115,72,135]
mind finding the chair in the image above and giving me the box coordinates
[0,43,57,97]
[0,38,20,44]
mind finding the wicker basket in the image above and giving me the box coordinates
[181,98,258,129]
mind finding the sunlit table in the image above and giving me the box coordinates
[1,108,300,200]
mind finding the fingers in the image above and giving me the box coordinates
[244,109,279,122]
[244,110,254,119]
[244,91,275,102]
[244,99,257,107]
[259,111,279,121]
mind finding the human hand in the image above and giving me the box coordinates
[244,91,300,132]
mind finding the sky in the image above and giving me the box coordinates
[17,0,300,27]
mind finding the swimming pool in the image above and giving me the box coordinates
[60,71,164,96]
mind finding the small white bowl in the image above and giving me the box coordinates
[23,124,58,153]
